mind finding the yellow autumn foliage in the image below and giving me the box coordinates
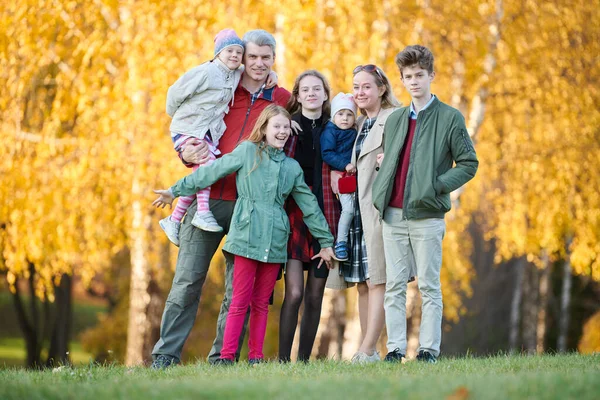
[0,0,598,329]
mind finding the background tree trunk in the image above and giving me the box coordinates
[46,274,73,366]
[558,241,573,352]
[11,275,41,368]
[509,257,526,352]
[125,191,154,366]
[406,282,421,358]
[522,262,538,354]
[315,290,346,359]
[536,251,550,353]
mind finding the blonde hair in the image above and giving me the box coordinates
[353,66,401,115]
[246,104,291,174]
[286,70,331,118]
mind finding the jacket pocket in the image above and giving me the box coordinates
[234,204,253,229]
[436,192,451,213]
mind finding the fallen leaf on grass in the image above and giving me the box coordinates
[446,386,470,400]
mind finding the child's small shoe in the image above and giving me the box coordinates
[159,216,180,247]
[191,211,223,232]
[334,241,349,261]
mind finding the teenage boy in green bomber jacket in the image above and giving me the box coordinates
[372,45,478,364]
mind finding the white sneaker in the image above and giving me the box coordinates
[351,350,380,364]
[191,211,223,232]
[159,216,180,246]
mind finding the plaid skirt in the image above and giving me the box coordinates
[286,197,329,279]
[339,193,369,283]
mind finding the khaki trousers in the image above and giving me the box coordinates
[382,207,445,357]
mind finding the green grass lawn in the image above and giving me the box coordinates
[0,353,598,400]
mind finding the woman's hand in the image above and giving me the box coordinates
[265,71,278,89]
[152,189,175,209]
[181,139,209,165]
[330,170,343,194]
[291,120,302,136]
[311,247,336,269]
[376,153,384,167]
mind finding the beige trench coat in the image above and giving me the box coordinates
[326,107,398,289]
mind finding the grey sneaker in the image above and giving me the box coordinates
[351,350,380,364]
[159,216,180,246]
[151,355,178,369]
[191,211,223,232]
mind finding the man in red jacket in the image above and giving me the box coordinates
[152,29,291,368]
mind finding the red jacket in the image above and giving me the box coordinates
[182,83,291,201]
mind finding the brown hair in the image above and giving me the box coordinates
[352,65,401,114]
[246,104,291,174]
[395,45,435,77]
[286,70,331,118]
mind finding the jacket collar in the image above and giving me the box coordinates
[266,144,286,161]
[212,58,237,77]
[237,81,278,102]
[409,94,438,118]
[325,120,356,134]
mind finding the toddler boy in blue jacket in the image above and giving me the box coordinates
[320,93,358,261]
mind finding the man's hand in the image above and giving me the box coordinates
[181,139,210,165]
[311,247,336,269]
[376,153,384,167]
[152,189,175,209]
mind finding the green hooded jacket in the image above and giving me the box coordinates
[171,140,334,263]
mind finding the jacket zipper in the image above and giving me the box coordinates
[403,108,429,220]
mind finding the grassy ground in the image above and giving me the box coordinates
[0,353,598,400]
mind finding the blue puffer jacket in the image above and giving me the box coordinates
[320,121,358,171]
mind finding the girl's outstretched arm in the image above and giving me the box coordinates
[171,141,249,197]
[290,165,335,249]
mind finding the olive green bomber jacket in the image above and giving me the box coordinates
[171,141,334,263]
[372,97,478,220]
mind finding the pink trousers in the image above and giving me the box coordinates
[220,255,280,361]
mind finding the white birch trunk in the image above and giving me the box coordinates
[125,187,153,366]
[119,3,154,366]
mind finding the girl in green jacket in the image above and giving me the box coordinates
[153,105,335,364]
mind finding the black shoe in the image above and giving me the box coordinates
[213,358,234,366]
[151,355,178,370]
[384,348,405,363]
[416,350,437,364]
[248,358,264,366]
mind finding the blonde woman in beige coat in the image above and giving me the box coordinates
[326,65,406,362]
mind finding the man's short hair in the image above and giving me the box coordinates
[395,45,434,76]
[242,29,277,56]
